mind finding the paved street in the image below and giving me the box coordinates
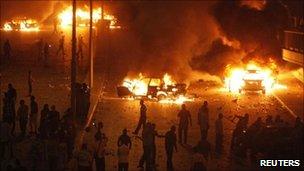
[82,75,302,171]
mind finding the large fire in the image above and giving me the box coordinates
[224,61,286,94]
[121,73,193,104]
[58,6,120,29]
[2,19,39,32]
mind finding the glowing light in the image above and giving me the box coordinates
[58,6,120,29]
[3,19,39,32]
[122,73,192,104]
[224,61,286,94]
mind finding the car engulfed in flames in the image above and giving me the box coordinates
[224,61,286,94]
[2,18,39,32]
[117,73,193,104]
[58,5,121,29]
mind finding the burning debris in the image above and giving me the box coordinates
[117,73,193,104]
[2,18,39,32]
[224,61,287,94]
[58,5,120,29]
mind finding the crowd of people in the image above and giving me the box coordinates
[0,83,303,171]
[2,33,86,68]
[0,83,76,170]
[76,99,303,171]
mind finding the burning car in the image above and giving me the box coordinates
[117,73,187,101]
[224,61,285,94]
[3,18,39,32]
[239,69,266,94]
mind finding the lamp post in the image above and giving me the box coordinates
[89,0,93,88]
[71,0,77,117]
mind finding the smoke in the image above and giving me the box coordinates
[190,0,289,76]
[0,1,55,22]
[240,0,267,10]
[111,1,219,82]
[112,0,290,84]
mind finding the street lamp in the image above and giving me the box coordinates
[71,0,77,118]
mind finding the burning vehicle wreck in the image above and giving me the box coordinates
[2,18,39,32]
[224,61,283,94]
[117,73,190,103]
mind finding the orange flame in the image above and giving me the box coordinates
[58,6,121,29]
[3,19,39,32]
[122,73,193,104]
[224,61,286,94]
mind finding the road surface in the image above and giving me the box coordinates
[82,75,303,171]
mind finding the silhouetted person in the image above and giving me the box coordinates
[178,104,192,144]
[47,134,59,171]
[165,125,177,171]
[93,133,108,171]
[77,36,85,61]
[56,35,65,59]
[7,84,17,135]
[17,100,29,137]
[117,142,130,171]
[138,123,153,170]
[7,84,17,104]
[44,43,50,67]
[133,100,147,135]
[53,18,58,34]
[198,101,209,140]
[3,39,11,61]
[151,123,163,167]
[28,70,33,96]
[231,113,249,150]
[78,143,92,171]
[36,38,44,61]
[29,96,38,134]
[265,115,273,126]
[95,122,105,141]
[49,105,60,133]
[215,113,223,156]
[118,129,132,149]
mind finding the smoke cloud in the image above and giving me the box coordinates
[112,0,290,83]
[190,0,289,76]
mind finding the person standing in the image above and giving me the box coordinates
[177,104,192,144]
[77,143,92,171]
[215,113,223,156]
[28,70,34,96]
[17,100,29,137]
[53,18,58,34]
[77,36,85,61]
[56,35,65,59]
[138,122,153,170]
[165,125,177,171]
[49,105,60,133]
[93,135,108,171]
[3,39,11,61]
[117,143,130,171]
[44,42,50,67]
[133,100,147,135]
[6,84,17,135]
[36,38,44,62]
[198,101,209,140]
[117,129,131,149]
[29,96,38,134]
